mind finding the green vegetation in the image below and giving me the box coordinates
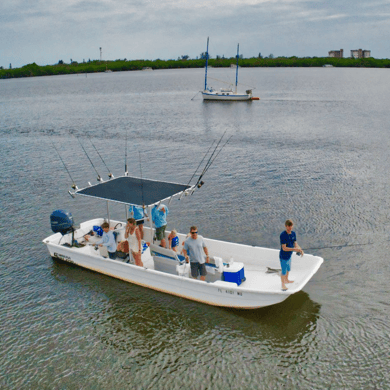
[1,57,389,80]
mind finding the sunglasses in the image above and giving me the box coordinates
[191,231,198,234]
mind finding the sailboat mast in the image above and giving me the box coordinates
[235,43,239,94]
[204,37,209,91]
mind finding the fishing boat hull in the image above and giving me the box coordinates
[43,218,323,309]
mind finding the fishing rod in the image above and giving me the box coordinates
[191,131,228,194]
[125,130,128,176]
[181,140,216,196]
[89,138,114,179]
[201,135,233,177]
[139,151,145,208]
[72,133,102,182]
[178,140,217,200]
[300,242,374,252]
[50,136,78,192]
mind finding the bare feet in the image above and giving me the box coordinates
[281,285,288,291]
[286,280,294,283]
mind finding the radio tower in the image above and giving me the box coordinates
[99,47,102,62]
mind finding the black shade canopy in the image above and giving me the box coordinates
[76,176,191,206]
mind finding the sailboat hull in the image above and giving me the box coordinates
[202,91,252,101]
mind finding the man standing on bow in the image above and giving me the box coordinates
[279,219,304,291]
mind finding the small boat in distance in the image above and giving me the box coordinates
[202,37,255,101]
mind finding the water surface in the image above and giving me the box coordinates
[1,67,389,389]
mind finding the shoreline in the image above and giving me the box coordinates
[1,57,389,80]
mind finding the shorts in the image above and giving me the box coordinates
[156,225,166,240]
[190,262,207,278]
[136,219,144,226]
[108,251,117,260]
[280,258,291,275]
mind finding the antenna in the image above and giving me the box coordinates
[99,47,102,62]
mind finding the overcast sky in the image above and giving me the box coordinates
[1,0,390,68]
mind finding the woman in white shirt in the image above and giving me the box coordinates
[125,218,143,267]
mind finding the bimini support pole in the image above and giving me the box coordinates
[147,205,154,244]
[106,201,111,225]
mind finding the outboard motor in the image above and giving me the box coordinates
[50,210,74,235]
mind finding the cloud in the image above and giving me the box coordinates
[1,0,390,67]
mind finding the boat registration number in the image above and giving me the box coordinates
[218,288,243,296]
[54,252,74,264]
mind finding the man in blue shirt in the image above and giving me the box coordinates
[152,204,168,247]
[279,219,304,291]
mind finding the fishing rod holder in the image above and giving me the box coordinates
[197,181,204,188]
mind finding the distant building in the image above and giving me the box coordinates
[350,49,371,59]
[328,49,343,58]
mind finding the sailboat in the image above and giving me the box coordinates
[202,38,254,101]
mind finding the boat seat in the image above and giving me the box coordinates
[149,243,185,274]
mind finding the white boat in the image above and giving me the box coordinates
[202,37,254,101]
[43,175,323,309]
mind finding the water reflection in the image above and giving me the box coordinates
[51,259,321,351]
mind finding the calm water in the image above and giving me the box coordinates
[1,67,390,389]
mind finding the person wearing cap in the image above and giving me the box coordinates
[182,226,209,281]
[152,204,169,248]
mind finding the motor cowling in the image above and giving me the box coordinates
[50,210,74,235]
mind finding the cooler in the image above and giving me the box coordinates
[223,262,246,286]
